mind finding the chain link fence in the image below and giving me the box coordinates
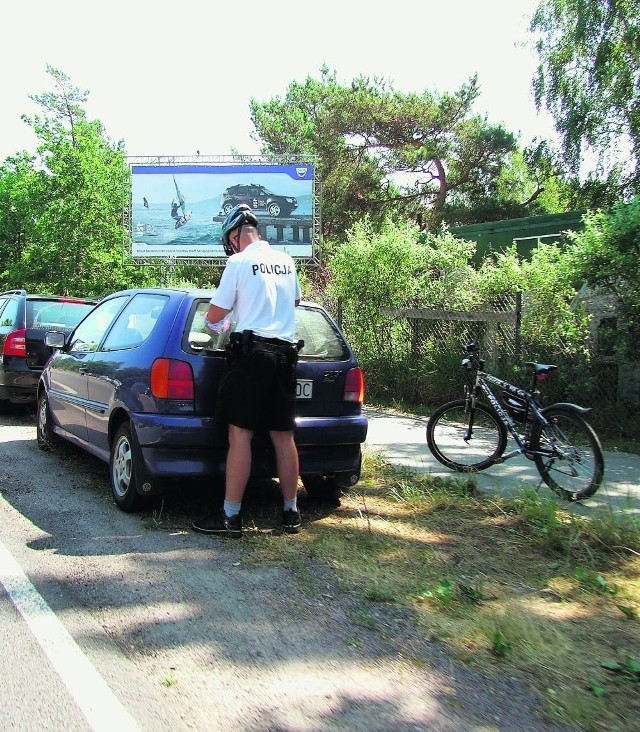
[370,293,640,442]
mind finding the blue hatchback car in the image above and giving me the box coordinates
[37,288,367,511]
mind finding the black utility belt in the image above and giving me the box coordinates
[253,334,291,347]
[228,330,303,357]
[251,341,293,356]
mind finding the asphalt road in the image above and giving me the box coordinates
[364,406,640,520]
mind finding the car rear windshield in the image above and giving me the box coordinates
[295,306,348,360]
[28,300,95,331]
[186,302,348,360]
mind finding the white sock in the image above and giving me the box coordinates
[224,500,242,517]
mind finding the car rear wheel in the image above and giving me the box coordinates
[110,423,153,512]
[36,392,59,451]
[301,474,348,502]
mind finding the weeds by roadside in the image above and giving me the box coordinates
[140,499,166,530]
[240,451,639,732]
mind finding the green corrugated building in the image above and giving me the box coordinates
[450,210,586,260]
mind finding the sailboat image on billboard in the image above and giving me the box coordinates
[171,175,192,229]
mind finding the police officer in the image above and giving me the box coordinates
[192,204,302,537]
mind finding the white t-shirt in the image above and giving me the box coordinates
[211,240,301,342]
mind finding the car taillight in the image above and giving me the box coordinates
[151,358,194,399]
[344,367,364,403]
[3,329,26,357]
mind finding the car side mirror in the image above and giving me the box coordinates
[45,331,66,348]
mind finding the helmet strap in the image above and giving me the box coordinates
[232,224,242,253]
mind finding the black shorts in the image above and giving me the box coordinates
[215,350,296,431]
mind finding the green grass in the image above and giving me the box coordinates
[237,453,640,732]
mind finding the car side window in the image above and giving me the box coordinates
[68,297,128,353]
[0,298,8,325]
[0,298,19,328]
[101,294,168,351]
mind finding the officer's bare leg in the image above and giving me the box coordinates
[225,424,253,503]
[269,430,299,500]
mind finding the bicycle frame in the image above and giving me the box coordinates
[467,368,552,464]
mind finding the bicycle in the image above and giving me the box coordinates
[426,340,604,501]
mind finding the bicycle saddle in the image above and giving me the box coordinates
[525,362,557,376]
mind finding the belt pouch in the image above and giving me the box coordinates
[241,329,253,355]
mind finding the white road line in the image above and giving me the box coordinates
[0,534,140,732]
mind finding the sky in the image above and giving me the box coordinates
[2,0,555,162]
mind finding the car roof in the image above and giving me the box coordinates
[102,287,214,298]
[0,289,97,302]
[97,289,324,310]
[28,295,98,302]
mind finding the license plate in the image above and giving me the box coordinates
[296,379,313,399]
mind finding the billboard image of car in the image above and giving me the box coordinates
[129,158,317,265]
[220,183,298,217]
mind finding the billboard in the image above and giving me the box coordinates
[128,157,319,266]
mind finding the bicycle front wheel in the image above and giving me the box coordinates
[531,407,604,500]
[426,399,508,472]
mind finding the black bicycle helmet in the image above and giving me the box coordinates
[220,204,259,255]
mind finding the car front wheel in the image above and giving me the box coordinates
[267,202,282,217]
[36,391,59,451]
[110,423,152,512]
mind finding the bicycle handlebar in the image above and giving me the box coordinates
[461,340,484,371]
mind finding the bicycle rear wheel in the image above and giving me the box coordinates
[531,406,604,500]
[426,399,508,471]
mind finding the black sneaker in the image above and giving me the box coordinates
[282,508,301,534]
[192,509,242,538]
